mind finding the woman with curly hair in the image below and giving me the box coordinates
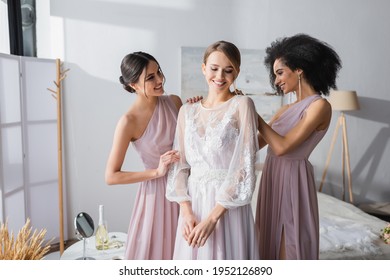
[255,34,342,259]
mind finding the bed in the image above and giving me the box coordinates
[251,166,390,259]
[317,192,390,259]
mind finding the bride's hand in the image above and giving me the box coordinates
[179,202,198,242]
[187,204,226,247]
[187,218,217,248]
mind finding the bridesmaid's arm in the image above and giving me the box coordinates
[105,114,179,185]
[258,99,331,156]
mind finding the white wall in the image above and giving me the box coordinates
[36,0,390,237]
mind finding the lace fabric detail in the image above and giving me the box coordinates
[230,146,257,202]
[189,167,228,183]
[188,167,228,201]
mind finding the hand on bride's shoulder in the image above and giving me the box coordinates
[186,95,203,104]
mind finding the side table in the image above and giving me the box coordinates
[60,232,127,260]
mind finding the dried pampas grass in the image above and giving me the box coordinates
[0,218,52,260]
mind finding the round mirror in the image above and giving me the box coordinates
[74,212,95,260]
[74,212,95,238]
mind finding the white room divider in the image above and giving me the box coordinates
[0,53,67,246]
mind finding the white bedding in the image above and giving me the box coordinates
[318,192,390,259]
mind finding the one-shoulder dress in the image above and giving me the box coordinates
[124,95,179,260]
[255,94,328,259]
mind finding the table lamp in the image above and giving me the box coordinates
[319,90,360,203]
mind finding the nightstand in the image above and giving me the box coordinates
[359,202,390,222]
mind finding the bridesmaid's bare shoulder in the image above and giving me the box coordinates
[168,94,183,110]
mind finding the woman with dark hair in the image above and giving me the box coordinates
[166,41,259,260]
[105,52,182,259]
[255,34,342,259]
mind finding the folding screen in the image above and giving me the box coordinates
[0,53,66,244]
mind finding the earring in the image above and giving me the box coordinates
[298,74,302,101]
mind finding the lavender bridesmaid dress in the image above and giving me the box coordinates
[255,94,328,260]
[124,95,179,260]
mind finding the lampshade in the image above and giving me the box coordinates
[328,90,360,111]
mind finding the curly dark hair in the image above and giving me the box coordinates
[264,33,342,96]
[119,51,165,93]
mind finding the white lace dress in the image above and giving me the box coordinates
[166,95,260,260]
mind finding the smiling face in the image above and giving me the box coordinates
[202,51,237,94]
[273,58,301,94]
[131,60,164,96]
